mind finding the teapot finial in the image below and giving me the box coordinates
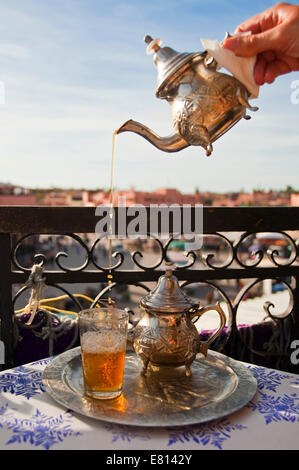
[144,35,162,54]
[144,35,152,44]
[161,260,176,278]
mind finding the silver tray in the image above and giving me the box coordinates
[43,347,257,427]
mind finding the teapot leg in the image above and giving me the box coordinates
[205,143,213,157]
[185,358,194,377]
[236,88,259,111]
[140,357,150,376]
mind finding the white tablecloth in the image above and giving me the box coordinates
[0,353,299,450]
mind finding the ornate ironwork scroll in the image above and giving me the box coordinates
[0,206,298,374]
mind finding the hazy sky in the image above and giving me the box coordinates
[0,0,298,193]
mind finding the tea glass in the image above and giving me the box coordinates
[79,307,129,399]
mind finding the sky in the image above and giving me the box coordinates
[0,0,298,194]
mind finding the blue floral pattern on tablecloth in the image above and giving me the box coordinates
[166,419,247,450]
[248,366,291,392]
[31,358,53,367]
[247,392,299,424]
[0,366,44,399]
[103,418,247,450]
[245,365,299,425]
[1,357,299,449]
[0,404,81,449]
[103,423,151,443]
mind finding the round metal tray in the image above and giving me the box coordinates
[43,347,257,427]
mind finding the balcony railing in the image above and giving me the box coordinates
[1,205,299,373]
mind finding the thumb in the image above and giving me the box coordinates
[223,30,278,57]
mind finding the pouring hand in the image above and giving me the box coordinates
[222,2,299,85]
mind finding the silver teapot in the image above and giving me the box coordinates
[117,35,258,156]
[128,265,226,376]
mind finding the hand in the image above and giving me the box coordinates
[222,2,299,85]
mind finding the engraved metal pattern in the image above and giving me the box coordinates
[43,347,257,427]
[130,264,227,376]
[171,67,248,153]
[116,36,258,156]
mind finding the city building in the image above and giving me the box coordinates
[0,183,294,207]
[0,183,38,205]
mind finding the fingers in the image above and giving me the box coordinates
[234,15,263,35]
[234,5,278,35]
[253,53,299,84]
[263,59,292,83]
[254,51,278,84]
[260,50,276,63]
[223,27,281,57]
[254,54,267,85]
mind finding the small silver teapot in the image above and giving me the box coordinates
[128,265,226,376]
[117,35,258,156]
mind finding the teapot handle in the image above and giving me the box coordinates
[190,302,226,356]
[125,308,137,347]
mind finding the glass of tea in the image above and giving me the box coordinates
[79,307,129,400]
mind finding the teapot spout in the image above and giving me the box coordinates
[116,119,189,153]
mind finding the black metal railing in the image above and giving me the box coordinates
[1,205,299,373]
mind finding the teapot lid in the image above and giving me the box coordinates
[140,263,199,314]
[144,35,204,98]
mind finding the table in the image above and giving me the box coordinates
[0,353,299,451]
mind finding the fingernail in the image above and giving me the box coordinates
[255,77,265,86]
[222,38,238,51]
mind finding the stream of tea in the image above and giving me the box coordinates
[107,130,118,304]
